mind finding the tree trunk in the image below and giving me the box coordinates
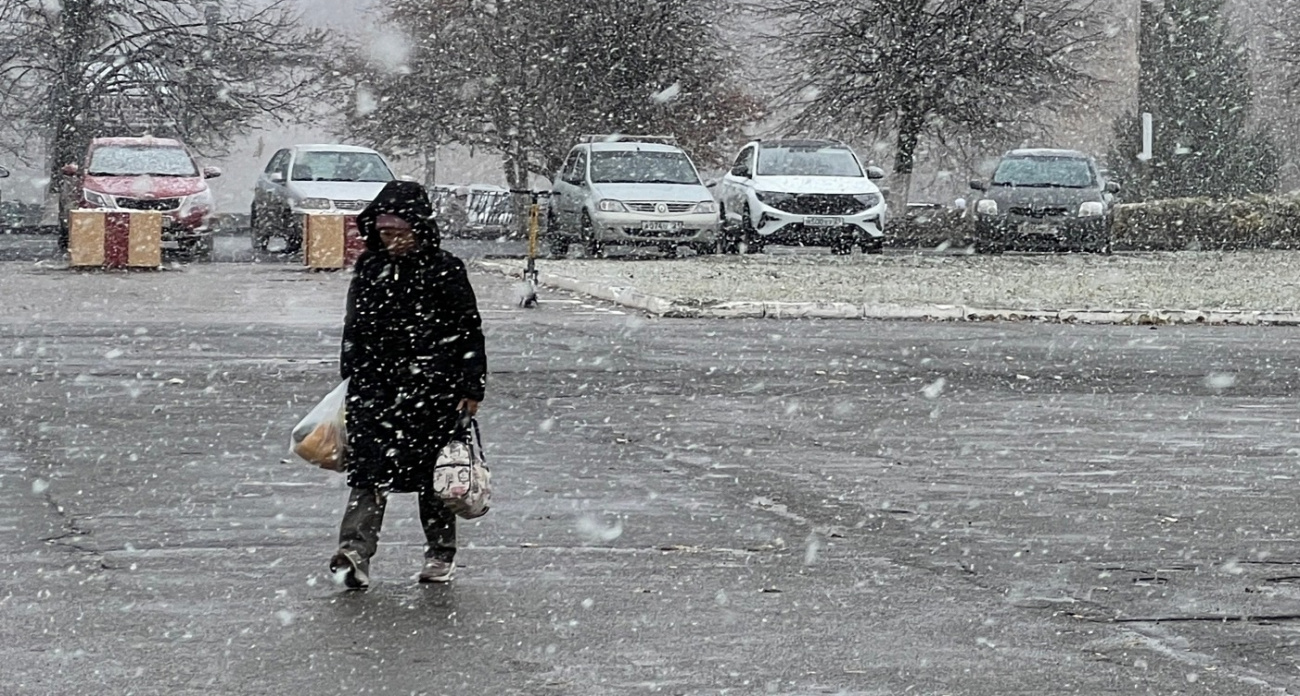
[890,108,924,211]
[46,1,96,216]
[423,144,438,190]
[502,144,531,239]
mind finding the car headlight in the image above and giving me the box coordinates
[1078,201,1105,217]
[180,189,214,216]
[694,200,717,214]
[976,199,998,215]
[756,191,794,210]
[296,197,332,210]
[854,193,882,209]
[597,199,626,213]
[83,189,115,209]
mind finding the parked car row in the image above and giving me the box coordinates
[48,133,1120,262]
[543,135,890,258]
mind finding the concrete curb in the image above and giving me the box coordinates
[477,261,1300,325]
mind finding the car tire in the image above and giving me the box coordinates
[545,211,569,258]
[581,212,603,259]
[860,239,884,255]
[659,243,679,259]
[692,241,719,255]
[250,207,270,251]
[830,236,854,256]
[741,206,764,254]
[718,205,741,254]
[975,240,1005,255]
[182,236,214,263]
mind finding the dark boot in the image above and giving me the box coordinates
[333,487,387,589]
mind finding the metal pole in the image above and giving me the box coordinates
[511,189,540,308]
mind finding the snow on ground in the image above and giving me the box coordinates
[488,251,1300,312]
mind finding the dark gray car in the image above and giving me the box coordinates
[969,149,1120,254]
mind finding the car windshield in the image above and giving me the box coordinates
[992,157,1095,188]
[87,146,197,177]
[292,151,394,182]
[589,151,699,185]
[757,146,863,177]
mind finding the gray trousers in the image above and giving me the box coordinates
[337,487,456,562]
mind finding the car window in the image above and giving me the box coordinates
[266,149,290,176]
[87,146,198,177]
[569,150,588,184]
[589,150,700,185]
[290,151,393,182]
[757,146,863,177]
[992,157,1095,188]
[558,150,579,183]
[731,148,753,177]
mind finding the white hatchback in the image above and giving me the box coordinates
[717,139,888,255]
[546,136,720,258]
[251,144,397,252]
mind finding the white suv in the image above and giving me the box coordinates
[546,136,720,258]
[251,144,397,252]
[717,139,888,254]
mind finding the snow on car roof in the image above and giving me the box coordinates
[1006,148,1089,159]
[586,141,683,153]
[758,139,848,149]
[293,144,383,154]
[91,136,186,148]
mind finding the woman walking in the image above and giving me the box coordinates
[330,180,487,590]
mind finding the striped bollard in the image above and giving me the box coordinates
[68,210,162,269]
[302,214,364,270]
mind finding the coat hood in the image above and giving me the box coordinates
[356,181,441,252]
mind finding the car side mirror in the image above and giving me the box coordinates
[1104,180,1121,194]
[969,179,988,191]
[0,166,9,178]
[400,174,417,182]
[61,164,80,177]
[269,171,285,184]
[866,166,886,180]
[704,178,719,188]
[203,166,222,179]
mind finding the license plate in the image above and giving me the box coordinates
[642,221,682,232]
[161,241,180,250]
[804,217,842,227]
[1021,223,1059,237]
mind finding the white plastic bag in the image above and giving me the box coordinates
[432,418,491,519]
[289,379,349,472]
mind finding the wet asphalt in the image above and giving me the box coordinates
[4,233,1300,694]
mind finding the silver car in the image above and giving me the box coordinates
[251,144,397,252]
[546,137,720,258]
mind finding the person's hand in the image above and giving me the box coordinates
[458,399,481,416]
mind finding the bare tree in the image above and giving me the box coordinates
[348,0,760,192]
[0,0,329,199]
[753,0,1105,205]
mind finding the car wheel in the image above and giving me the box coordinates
[57,223,69,252]
[974,240,1005,255]
[544,211,570,258]
[250,207,271,251]
[860,239,884,255]
[740,206,764,254]
[659,242,679,259]
[181,236,214,263]
[691,241,719,255]
[717,205,741,254]
[830,236,854,256]
[581,212,603,258]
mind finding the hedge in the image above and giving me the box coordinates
[886,195,1300,251]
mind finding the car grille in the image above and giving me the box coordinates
[1009,206,1071,219]
[332,199,370,211]
[117,197,181,212]
[626,202,695,214]
[769,194,866,216]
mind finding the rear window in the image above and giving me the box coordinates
[589,151,700,185]
[292,152,394,183]
[757,146,863,177]
[88,146,197,177]
[993,157,1095,188]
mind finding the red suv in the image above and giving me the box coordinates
[59,137,221,258]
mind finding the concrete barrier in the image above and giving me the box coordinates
[68,210,162,269]
[302,214,365,270]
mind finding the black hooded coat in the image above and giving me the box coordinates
[341,181,487,492]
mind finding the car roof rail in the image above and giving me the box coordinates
[578,134,679,146]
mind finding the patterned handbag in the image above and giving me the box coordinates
[432,415,491,519]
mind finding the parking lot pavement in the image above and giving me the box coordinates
[3,262,1300,693]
